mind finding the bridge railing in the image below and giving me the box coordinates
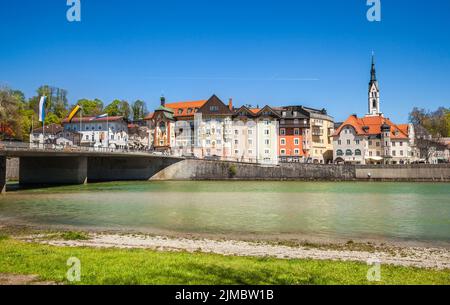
[0,141,174,157]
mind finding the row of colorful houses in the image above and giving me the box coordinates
[29,56,449,164]
[145,95,334,164]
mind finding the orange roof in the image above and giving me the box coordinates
[165,100,208,117]
[249,108,260,114]
[334,115,409,139]
[144,112,154,120]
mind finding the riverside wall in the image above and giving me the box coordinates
[151,159,450,182]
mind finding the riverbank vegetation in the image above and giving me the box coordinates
[0,237,448,285]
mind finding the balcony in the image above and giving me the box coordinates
[311,128,323,136]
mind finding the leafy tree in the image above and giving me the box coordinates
[76,98,104,116]
[104,99,130,119]
[409,106,450,137]
[131,100,147,120]
[0,87,23,140]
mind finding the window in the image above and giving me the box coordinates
[206,140,211,145]
[345,149,352,156]
[248,129,253,135]
[280,138,286,145]
[248,139,253,145]
[369,140,372,145]
[234,149,239,154]
[336,149,343,156]
[264,149,270,154]
[355,140,360,145]
[294,138,300,146]
[294,149,300,155]
[400,150,404,156]
[293,111,298,117]
[178,109,183,115]
[264,120,270,125]
[400,142,403,146]
[392,151,396,156]
[294,128,300,135]
[347,139,351,145]
[369,151,373,156]
[355,149,362,156]
[248,149,253,154]
[210,106,219,112]
[234,130,239,135]
[264,129,270,135]
[280,149,286,155]
[376,151,380,156]
[376,142,380,147]
[338,140,342,145]
[234,139,239,145]
[265,139,270,145]
[280,128,286,136]
[282,112,286,117]
[392,142,396,147]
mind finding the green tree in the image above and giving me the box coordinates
[76,98,104,116]
[131,100,147,120]
[104,99,130,119]
[0,87,23,140]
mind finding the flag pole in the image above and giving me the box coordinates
[42,102,45,150]
[107,114,109,149]
[80,106,82,147]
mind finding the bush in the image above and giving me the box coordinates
[228,165,237,178]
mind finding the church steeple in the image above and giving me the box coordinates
[367,52,382,116]
[370,53,377,82]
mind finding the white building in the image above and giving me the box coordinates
[62,116,129,149]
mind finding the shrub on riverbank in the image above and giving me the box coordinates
[0,239,448,285]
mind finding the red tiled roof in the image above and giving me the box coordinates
[32,123,63,135]
[334,115,409,139]
[165,100,208,117]
[62,116,125,124]
[144,112,154,120]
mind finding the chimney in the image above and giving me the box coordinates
[160,95,166,107]
[228,98,233,110]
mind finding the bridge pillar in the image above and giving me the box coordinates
[19,156,88,185]
[87,156,181,182]
[0,156,5,194]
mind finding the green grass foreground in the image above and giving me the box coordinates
[0,239,449,285]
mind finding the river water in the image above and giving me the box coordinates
[1,181,449,246]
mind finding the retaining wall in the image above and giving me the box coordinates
[151,159,450,181]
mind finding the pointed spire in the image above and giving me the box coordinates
[370,51,377,82]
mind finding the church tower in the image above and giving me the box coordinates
[367,54,382,116]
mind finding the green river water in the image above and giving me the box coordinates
[0,181,449,246]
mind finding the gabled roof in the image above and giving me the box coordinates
[32,123,63,135]
[233,105,257,118]
[198,95,233,115]
[334,114,409,139]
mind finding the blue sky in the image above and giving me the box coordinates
[1,0,449,122]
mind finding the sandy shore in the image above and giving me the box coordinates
[21,233,450,270]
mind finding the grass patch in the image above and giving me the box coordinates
[60,232,89,241]
[0,239,449,285]
[0,233,9,241]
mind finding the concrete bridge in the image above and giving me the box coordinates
[0,149,184,193]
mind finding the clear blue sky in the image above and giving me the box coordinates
[1,0,449,122]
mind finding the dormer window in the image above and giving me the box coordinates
[187,108,192,114]
[293,111,297,117]
[282,111,286,117]
[178,109,183,115]
[210,106,219,112]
